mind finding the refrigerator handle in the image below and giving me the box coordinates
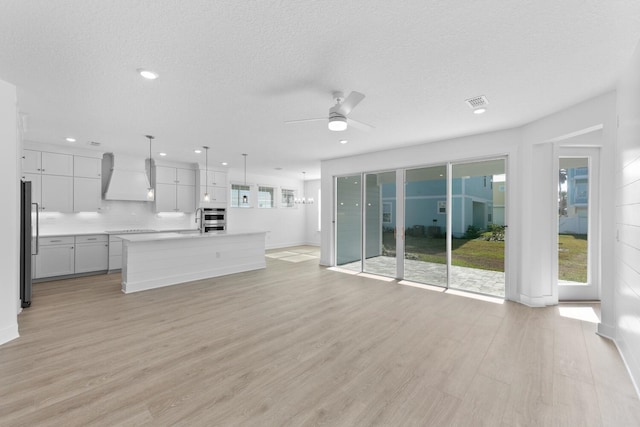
[32,202,39,255]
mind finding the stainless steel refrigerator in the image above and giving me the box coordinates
[20,180,38,308]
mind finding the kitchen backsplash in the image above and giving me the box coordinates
[38,200,196,235]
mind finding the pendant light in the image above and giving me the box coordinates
[202,146,211,202]
[242,153,248,204]
[296,171,314,204]
[145,135,155,200]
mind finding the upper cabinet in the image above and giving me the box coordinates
[153,165,196,212]
[23,150,73,176]
[22,149,102,213]
[199,169,227,188]
[74,156,101,178]
[73,156,101,212]
[156,166,196,186]
[197,169,228,207]
[23,150,41,174]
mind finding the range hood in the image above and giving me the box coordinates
[102,153,152,202]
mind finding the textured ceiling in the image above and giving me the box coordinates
[2,1,640,179]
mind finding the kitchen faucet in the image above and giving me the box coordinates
[195,207,204,233]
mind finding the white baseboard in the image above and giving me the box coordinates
[610,337,640,400]
[0,323,19,346]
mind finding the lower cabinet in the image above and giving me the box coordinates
[75,235,108,273]
[35,236,75,278]
[108,235,123,271]
[34,234,108,279]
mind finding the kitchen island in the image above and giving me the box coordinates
[119,230,266,293]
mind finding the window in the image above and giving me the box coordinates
[438,200,446,214]
[258,186,275,208]
[281,188,295,208]
[231,184,251,207]
[382,202,392,223]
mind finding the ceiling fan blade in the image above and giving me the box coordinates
[347,117,374,131]
[284,117,326,124]
[336,91,365,116]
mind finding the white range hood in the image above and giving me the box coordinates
[102,153,152,202]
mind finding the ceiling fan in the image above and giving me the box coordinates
[285,91,373,132]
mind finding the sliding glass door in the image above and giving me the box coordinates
[403,165,448,287]
[336,175,362,271]
[363,171,397,277]
[334,156,507,298]
[450,159,506,297]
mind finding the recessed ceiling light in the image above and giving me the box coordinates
[159,152,167,156]
[339,139,348,144]
[194,149,202,154]
[221,162,228,166]
[65,137,76,142]
[137,68,158,80]
[473,108,487,115]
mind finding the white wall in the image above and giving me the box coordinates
[226,169,307,249]
[0,79,19,345]
[614,40,640,394]
[304,179,321,246]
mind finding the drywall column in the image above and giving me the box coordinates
[0,78,19,345]
[612,40,640,393]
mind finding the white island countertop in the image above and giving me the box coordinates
[120,230,267,293]
[117,230,266,242]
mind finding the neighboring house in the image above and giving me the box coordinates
[380,174,502,238]
[560,166,589,235]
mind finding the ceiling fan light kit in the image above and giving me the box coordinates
[328,115,347,131]
[285,90,373,132]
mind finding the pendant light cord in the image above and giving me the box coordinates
[243,153,247,185]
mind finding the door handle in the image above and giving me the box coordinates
[32,202,39,255]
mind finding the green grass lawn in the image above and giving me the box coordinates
[558,234,588,282]
[384,232,588,280]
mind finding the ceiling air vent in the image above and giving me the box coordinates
[465,95,489,109]
[89,141,101,147]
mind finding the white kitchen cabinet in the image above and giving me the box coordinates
[155,166,177,184]
[74,156,101,178]
[176,168,196,186]
[155,183,178,212]
[197,169,227,207]
[41,175,73,212]
[23,150,41,173]
[108,235,123,271]
[154,166,196,212]
[41,152,73,176]
[75,235,108,273]
[74,177,101,212]
[23,150,73,176]
[198,185,227,204]
[199,169,227,187]
[177,185,196,212]
[35,236,75,278]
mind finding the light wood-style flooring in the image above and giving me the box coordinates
[2,246,640,426]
